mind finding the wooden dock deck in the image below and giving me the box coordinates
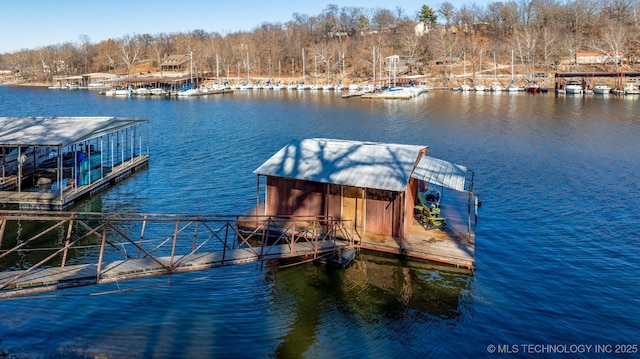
[357,190,475,269]
[341,92,365,98]
[0,155,148,210]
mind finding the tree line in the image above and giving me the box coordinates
[1,1,639,84]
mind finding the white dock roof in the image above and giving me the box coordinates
[256,138,472,193]
[0,117,147,147]
[410,155,469,192]
[254,138,427,192]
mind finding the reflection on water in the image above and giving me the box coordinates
[268,251,472,358]
[0,252,472,358]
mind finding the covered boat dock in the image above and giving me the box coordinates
[251,138,479,269]
[554,71,640,92]
[0,117,149,210]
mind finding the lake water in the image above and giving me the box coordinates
[0,86,639,358]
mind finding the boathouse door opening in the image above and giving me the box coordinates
[341,186,363,234]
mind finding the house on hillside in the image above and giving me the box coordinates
[574,51,621,65]
[435,57,460,65]
[160,54,191,72]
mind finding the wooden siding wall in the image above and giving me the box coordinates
[365,189,403,236]
[266,176,414,239]
[327,184,342,220]
[266,177,325,216]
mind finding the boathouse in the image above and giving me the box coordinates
[0,116,149,210]
[253,138,478,268]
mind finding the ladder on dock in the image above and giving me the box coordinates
[0,211,356,298]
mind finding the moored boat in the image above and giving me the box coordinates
[592,84,611,95]
[506,82,520,92]
[506,50,519,92]
[104,87,131,96]
[623,81,640,95]
[1,146,50,175]
[177,83,201,96]
[87,82,110,90]
[135,87,151,96]
[525,80,540,94]
[150,88,168,96]
[565,81,584,94]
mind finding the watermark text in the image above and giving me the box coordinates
[486,343,638,355]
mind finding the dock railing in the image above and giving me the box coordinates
[0,211,357,298]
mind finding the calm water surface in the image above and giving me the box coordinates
[0,86,639,358]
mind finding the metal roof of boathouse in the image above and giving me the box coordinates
[0,117,148,147]
[410,156,468,192]
[254,138,471,192]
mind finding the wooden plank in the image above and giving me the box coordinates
[0,264,96,288]
[0,241,348,297]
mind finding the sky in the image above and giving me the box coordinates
[0,0,482,53]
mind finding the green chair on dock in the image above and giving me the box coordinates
[415,192,447,229]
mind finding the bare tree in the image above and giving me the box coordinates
[117,35,142,75]
[94,39,118,73]
[537,26,560,71]
[150,33,175,71]
[372,8,396,32]
[592,22,630,71]
[483,1,520,39]
[428,28,459,84]
[79,35,94,74]
[397,23,421,75]
[437,2,455,27]
[37,45,61,82]
[600,0,634,22]
[514,25,537,76]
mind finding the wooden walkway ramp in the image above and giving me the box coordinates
[0,242,348,298]
[0,211,355,298]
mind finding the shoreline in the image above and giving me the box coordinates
[0,71,625,91]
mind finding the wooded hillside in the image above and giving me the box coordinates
[1,1,639,85]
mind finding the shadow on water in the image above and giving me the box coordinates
[267,250,472,358]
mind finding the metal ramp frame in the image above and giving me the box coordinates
[0,211,356,298]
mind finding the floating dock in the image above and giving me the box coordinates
[0,117,149,210]
[252,138,479,270]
